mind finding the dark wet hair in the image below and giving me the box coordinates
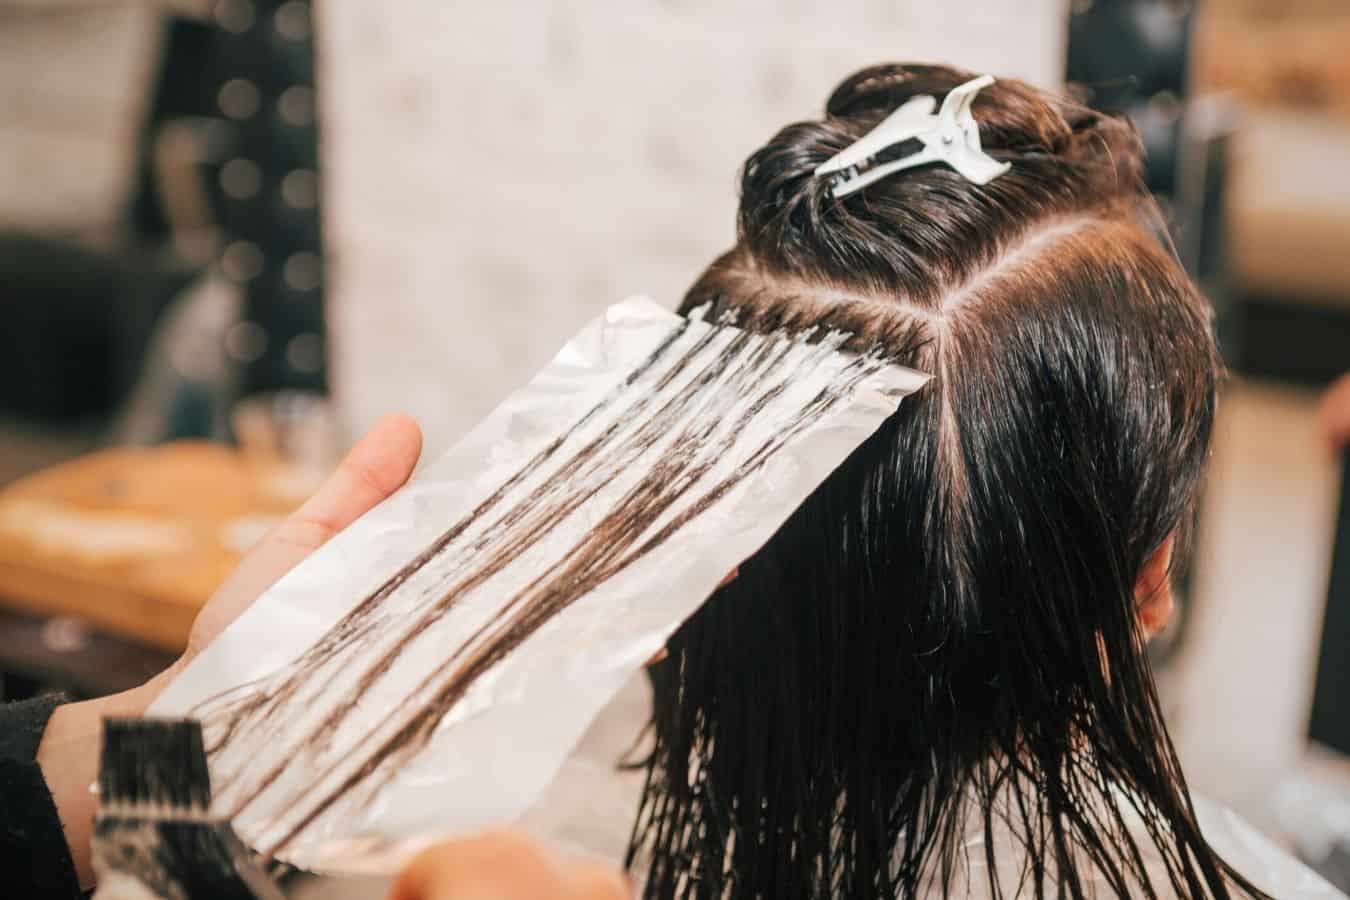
[628,63,1262,899]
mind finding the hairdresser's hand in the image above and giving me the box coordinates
[37,415,423,890]
[388,832,629,900]
[180,412,423,666]
[1320,372,1350,453]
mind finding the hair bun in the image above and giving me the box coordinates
[732,63,1148,275]
[822,64,1144,192]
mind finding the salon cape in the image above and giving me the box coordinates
[521,677,1347,899]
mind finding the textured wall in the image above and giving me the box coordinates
[321,1,1067,449]
[0,4,161,232]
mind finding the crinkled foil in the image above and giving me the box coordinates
[148,297,930,876]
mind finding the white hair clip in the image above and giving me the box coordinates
[815,74,1011,198]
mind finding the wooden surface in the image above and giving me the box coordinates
[0,441,309,651]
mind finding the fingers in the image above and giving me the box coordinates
[564,861,630,899]
[388,832,549,900]
[387,832,628,900]
[282,412,424,552]
[1319,372,1350,454]
[182,414,422,660]
[240,410,421,576]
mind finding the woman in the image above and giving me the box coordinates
[10,62,1330,900]
[626,63,1284,899]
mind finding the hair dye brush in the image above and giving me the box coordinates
[91,718,288,900]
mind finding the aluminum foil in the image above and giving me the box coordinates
[148,297,930,875]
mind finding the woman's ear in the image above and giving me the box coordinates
[1135,534,1176,638]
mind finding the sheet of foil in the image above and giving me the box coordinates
[149,297,930,876]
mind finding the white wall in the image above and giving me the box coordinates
[321,0,1068,449]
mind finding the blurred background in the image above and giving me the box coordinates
[0,0,1346,890]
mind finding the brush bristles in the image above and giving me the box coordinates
[100,718,213,813]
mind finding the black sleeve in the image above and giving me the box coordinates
[0,694,83,899]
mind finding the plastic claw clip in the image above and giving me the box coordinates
[814,74,1011,198]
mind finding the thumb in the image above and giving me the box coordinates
[185,413,422,659]
[261,412,424,568]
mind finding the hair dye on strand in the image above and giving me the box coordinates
[183,303,925,862]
